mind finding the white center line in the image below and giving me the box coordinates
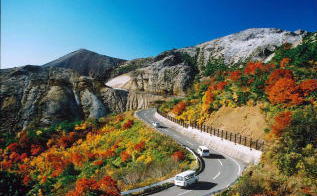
[213,171,221,180]
[177,190,192,196]
[218,159,223,166]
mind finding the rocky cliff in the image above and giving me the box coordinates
[0,65,128,134]
[0,28,309,133]
[112,28,307,95]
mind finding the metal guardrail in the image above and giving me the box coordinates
[157,110,265,151]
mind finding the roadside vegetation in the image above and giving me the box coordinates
[160,33,317,195]
[0,112,196,195]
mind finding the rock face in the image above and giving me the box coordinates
[115,28,306,95]
[0,65,128,134]
[43,49,126,81]
[0,28,310,133]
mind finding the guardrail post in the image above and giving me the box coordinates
[221,129,223,139]
[244,137,247,146]
[250,138,252,150]
[239,135,242,144]
[255,140,258,150]
[234,134,236,144]
[225,131,227,140]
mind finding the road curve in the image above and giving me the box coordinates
[136,108,246,196]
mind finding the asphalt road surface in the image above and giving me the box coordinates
[136,108,246,196]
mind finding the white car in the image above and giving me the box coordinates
[197,146,210,157]
[174,170,198,187]
[152,122,160,128]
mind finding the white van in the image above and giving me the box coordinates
[197,146,210,157]
[174,170,198,187]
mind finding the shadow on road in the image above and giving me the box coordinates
[185,181,217,190]
[205,154,225,159]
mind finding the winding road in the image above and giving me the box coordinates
[136,109,246,196]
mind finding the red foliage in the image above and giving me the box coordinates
[271,111,292,137]
[1,160,13,169]
[7,142,19,152]
[120,151,131,162]
[244,62,269,75]
[172,151,185,162]
[266,78,303,105]
[97,176,121,196]
[9,152,20,162]
[299,79,317,96]
[228,70,242,81]
[19,164,28,172]
[20,153,28,161]
[280,58,291,68]
[93,160,104,166]
[134,141,145,152]
[100,149,116,159]
[70,153,84,166]
[266,69,294,89]
[122,120,134,129]
[23,175,32,186]
[46,153,71,177]
[172,101,186,115]
[30,144,43,156]
[66,176,120,196]
[208,81,228,91]
[58,132,77,148]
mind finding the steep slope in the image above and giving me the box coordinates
[43,49,126,81]
[0,65,128,134]
[113,28,307,95]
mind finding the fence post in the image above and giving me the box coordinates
[221,129,223,139]
[244,137,247,146]
[255,140,259,150]
[250,138,252,150]
[239,135,242,144]
[234,134,236,144]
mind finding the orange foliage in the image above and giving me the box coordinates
[172,101,186,115]
[122,120,134,129]
[266,78,303,105]
[1,160,13,169]
[299,79,317,96]
[66,176,120,196]
[100,149,116,159]
[172,151,185,162]
[271,111,292,137]
[120,151,131,162]
[228,70,241,81]
[244,62,273,75]
[93,160,104,166]
[134,141,145,152]
[70,152,84,166]
[30,145,43,156]
[280,58,291,68]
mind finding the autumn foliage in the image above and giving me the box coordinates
[172,101,186,115]
[266,78,303,105]
[271,111,292,137]
[299,79,317,96]
[122,120,134,129]
[172,151,185,162]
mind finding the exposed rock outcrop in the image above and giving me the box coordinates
[43,49,126,81]
[0,65,128,134]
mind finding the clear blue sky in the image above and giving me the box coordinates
[1,0,317,68]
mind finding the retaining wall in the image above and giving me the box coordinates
[154,112,262,164]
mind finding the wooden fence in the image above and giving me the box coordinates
[157,110,265,151]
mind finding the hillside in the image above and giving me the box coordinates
[43,49,126,81]
[1,28,316,196]
[0,112,196,195]
[160,32,317,195]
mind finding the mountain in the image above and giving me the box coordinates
[43,49,126,81]
[0,28,310,134]
[112,28,307,95]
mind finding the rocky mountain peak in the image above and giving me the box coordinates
[43,49,127,81]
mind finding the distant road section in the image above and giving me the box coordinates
[136,109,246,196]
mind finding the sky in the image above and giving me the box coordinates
[1,0,317,68]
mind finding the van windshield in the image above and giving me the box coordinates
[176,176,184,181]
[203,150,209,153]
